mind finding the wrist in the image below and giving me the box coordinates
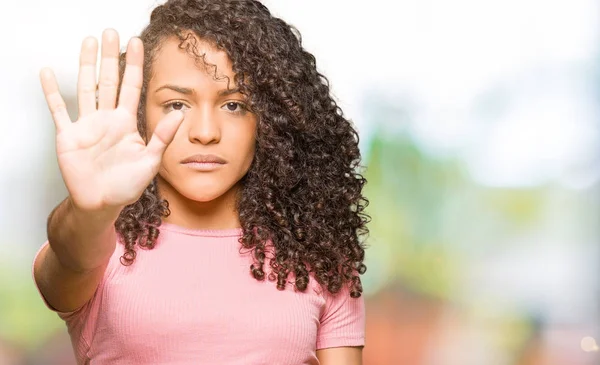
[67,196,122,226]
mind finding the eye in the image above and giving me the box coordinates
[222,102,247,115]
[171,102,185,110]
[163,101,189,113]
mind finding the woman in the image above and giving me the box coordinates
[33,0,369,364]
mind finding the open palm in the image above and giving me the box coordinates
[41,29,183,212]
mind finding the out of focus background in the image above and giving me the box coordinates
[1,0,599,364]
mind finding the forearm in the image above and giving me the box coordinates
[47,197,120,272]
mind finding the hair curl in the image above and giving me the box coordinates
[115,0,369,298]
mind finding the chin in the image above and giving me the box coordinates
[183,190,227,203]
[157,170,238,203]
[177,181,234,203]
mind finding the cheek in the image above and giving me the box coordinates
[240,123,257,161]
[244,118,258,146]
[144,106,161,138]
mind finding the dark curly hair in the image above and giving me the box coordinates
[115,0,369,298]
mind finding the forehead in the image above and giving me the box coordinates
[149,35,235,86]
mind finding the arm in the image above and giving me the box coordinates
[33,197,120,312]
[34,29,183,314]
[317,347,363,365]
[316,283,366,362]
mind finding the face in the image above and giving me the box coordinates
[145,36,257,204]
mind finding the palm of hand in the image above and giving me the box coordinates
[40,29,183,212]
[56,109,151,208]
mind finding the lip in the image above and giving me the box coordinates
[181,154,227,164]
[180,154,227,171]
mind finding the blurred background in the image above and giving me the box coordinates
[1,0,599,364]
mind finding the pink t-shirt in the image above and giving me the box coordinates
[33,223,365,364]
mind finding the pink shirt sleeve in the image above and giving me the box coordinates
[316,283,366,350]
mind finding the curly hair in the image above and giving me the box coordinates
[115,0,369,298]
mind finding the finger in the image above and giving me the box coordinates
[97,29,120,110]
[77,37,98,117]
[145,111,185,161]
[118,37,143,116]
[40,68,72,132]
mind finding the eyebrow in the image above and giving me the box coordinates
[154,84,242,97]
[155,84,195,95]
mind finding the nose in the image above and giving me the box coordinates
[185,105,221,145]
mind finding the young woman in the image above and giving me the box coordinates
[33,0,369,364]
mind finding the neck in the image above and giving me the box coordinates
[156,176,242,231]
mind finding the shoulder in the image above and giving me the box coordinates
[312,277,366,350]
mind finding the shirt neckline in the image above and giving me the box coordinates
[158,222,244,237]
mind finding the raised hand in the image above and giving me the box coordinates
[40,29,183,213]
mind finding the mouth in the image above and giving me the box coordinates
[180,154,227,171]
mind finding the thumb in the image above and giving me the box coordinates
[145,110,184,160]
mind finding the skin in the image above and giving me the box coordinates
[35,30,185,315]
[144,37,257,230]
[317,346,363,364]
[38,28,361,364]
